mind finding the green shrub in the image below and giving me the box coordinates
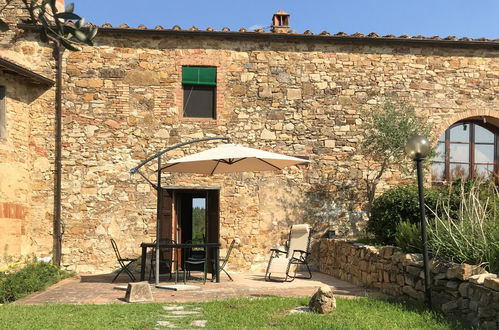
[395,221,422,253]
[427,181,499,273]
[367,184,441,245]
[0,261,72,303]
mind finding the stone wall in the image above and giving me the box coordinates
[58,33,499,273]
[0,70,55,264]
[320,239,499,329]
[0,8,498,273]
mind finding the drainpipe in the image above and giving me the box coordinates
[53,42,64,266]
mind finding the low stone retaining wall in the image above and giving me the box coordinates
[319,239,499,329]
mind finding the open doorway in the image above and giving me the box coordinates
[158,188,219,244]
[159,188,220,270]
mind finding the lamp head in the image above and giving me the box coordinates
[405,135,431,160]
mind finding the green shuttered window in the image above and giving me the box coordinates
[182,66,217,86]
[182,66,217,119]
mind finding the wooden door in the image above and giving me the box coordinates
[206,189,220,244]
[159,189,174,241]
[206,189,220,272]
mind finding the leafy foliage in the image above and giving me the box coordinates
[192,206,205,241]
[0,261,72,303]
[361,98,433,213]
[427,180,499,273]
[367,183,441,245]
[0,0,97,51]
[395,221,422,253]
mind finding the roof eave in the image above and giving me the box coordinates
[17,23,499,50]
[0,58,54,86]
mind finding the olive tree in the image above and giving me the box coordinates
[1,0,97,49]
[361,98,434,216]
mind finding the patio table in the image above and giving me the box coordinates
[140,242,221,283]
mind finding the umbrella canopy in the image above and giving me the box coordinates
[160,143,309,175]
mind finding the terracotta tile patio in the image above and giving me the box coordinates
[15,272,379,305]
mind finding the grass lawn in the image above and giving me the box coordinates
[0,297,470,330]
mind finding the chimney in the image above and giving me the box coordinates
[271,10,290,33]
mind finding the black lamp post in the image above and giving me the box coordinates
[405,135,432,309]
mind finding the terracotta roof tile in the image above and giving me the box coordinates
[20,21,497,46]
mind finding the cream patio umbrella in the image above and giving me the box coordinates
[160,143,309,174]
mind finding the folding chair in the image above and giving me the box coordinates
[264,224,312,282]
[213,239,236,281]
[110,238,137,283]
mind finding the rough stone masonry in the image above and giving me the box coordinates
[0,1,498,273]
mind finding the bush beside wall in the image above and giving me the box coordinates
[320,239,499,329]
[0,262,72,303]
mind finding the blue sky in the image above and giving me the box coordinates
[72,0,498,39]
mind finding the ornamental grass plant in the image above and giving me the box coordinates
[427,180,499,273]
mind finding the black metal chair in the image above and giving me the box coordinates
[213,239,236,281]
[110,238,137,283]
[183,239,208,284]
[149,238,176,282]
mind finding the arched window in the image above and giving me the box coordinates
[431,120,498,181]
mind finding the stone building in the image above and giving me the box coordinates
[0,1,498,273]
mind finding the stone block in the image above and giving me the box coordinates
[469,300,478,312]
[402,285,424,300]
[379,246,395,259]
[484,278,499,291]
[309,286,336,314]
[446,263,485,281]
[441,300,458,313]
[125,281,153,303]
[459,282,470,297]
[406,265,422,277]
[446,281,460,290]
[123,70,160,86]
[402,253,423,267]
[469,273,497,285]
[457,297,470,309]
[287,88,302,100]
